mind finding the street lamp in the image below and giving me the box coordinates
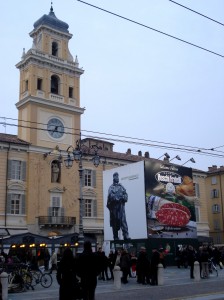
[64,134,100,253]
[158,153,170,160]
[170,155,181,162]
[182,157,196,166]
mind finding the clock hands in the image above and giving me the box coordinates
[52,126,58,133]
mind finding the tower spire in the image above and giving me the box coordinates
[50,1,53,12]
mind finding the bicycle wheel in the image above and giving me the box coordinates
[213,265,218,277]
[31,271,40,287]
[40,273,53,288]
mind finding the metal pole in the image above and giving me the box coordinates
[77,159,84,254]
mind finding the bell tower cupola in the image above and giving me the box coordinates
[16,5,84,149]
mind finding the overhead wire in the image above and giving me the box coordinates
[168,0,224,27]
[1,117,224,159]
[76,0,224,58]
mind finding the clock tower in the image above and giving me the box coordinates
[16,5,84,149]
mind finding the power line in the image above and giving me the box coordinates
[76,0,224,58]
[1,117,224,159]
[169,0,224,27]
[0,116,217,152]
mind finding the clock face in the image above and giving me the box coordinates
[47,118,65,139]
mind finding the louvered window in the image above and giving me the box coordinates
[8,160,26,181]
[84,199,97,217]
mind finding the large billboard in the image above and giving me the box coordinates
[103,161,147,241]
[103,160,197,241]
[145,160,197,239]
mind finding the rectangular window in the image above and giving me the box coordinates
[69,87,73,98]
[194,183,200,198]
[212,204,220,213]
[84,170,92,187]
[85,199,93,217]
[195,206,200,222]
[8,160,26,181]
[49,195,64,217]
[214,219,220,230]
[25,80,28,91]
[11,194,20,214]
[211,176,217,185]
[7,194,25,215]
[84,199,97,217]
[37,78,42,90]
[211,189,219,198]
[83,169,96,187]
[215,235,221,244]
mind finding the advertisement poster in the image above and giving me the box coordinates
[145,160,197,239]
[103,161,147,241]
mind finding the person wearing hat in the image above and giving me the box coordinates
[107,172,130,240]
[136,247,150,285]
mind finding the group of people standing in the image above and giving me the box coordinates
[97,246,163,286]
[56,243,165,300]
[57,241,101,300]
[175,244,223,279]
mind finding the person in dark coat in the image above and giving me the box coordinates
[108,250,116,280]
[187,245,196,279]
[120,249,130,284]
[150,248,160,285]
[136,247,150,285]
[76,241,101,300]
[56,247,77,300]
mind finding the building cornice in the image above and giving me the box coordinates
[15,95,85,114]
[16,49,84,76]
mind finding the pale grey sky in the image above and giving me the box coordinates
[1,0,224,171]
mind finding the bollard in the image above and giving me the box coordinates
[113,266,121,289]
[0,272,8,300]
[194,261,201,281]
[158,263,164,285]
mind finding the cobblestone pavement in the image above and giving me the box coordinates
[8,266,224,300]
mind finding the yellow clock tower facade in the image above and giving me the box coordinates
[16,5,84,149]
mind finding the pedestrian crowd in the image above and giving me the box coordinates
[55,243,168,300]
[175,243,224,279]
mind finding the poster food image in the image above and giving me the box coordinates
[145,160,197,239]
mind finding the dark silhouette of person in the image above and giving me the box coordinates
[56,247,77,300]
[76,241,101,300]
[150,248,160,285]
[107,172,130,240]
[136,247,150,285]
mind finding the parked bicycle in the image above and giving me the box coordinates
[30,265,53,288]
[208,258,218,277]
[8,264,32,293]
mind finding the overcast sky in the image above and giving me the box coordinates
[1,0,224,171]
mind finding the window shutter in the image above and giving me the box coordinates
[216,189,219,197]
[60,207,65,216]
[82,170,85,186]
[7,194,11,213]
[48,207,53,216]
[21,161,26,181]
[21,194,25,214]
[7,160,12,179]
[52,197,60,207]
[211,190,214,198]
[93,200,97,217]
[195,183,200,198]
[92,170,96,188]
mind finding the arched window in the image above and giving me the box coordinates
[51,75,59,94]
[52,42,58,56]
